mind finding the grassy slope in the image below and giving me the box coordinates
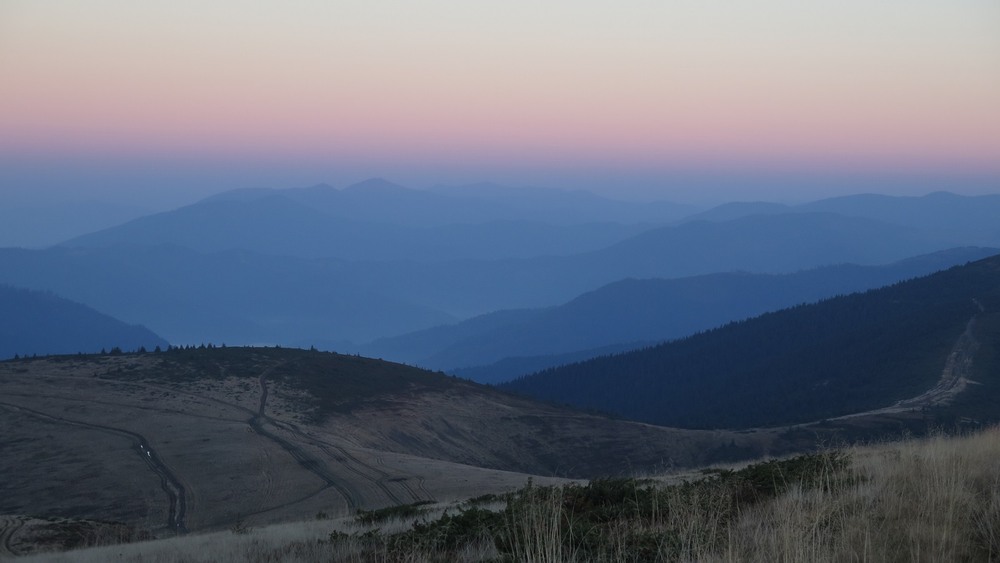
[0,347,791,540]
[25,426,1000,562]
[4,335,997,551]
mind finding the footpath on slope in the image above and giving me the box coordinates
[831,300,984,422]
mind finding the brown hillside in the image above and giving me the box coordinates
[0,348,775,536]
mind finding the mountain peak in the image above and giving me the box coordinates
[343,178,409,194]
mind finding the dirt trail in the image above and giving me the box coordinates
[831,310,981,422]
[254,368,427,510]
[0,515,24,559]
[249,367,362,509]
[3,363,420,522]
[270,417,423,505]
[0,402,187,534]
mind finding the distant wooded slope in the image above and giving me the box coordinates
[362,248,998,380]
[503,254,1000,429]
[0,285,168,359]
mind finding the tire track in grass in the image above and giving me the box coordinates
[269,417,427,505]
[0,402,187,534]
[376,454,425,501]
[375,455,425,502]
[258,371,427,507]
[416,476,430,500]
[0,515,25,558]
[5,365,361,518]
[251,368,360,509]
[22,362,363,513]
[2,373,301,521]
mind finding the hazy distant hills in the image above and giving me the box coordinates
[0,284,168,359]
[0,246,452,346]
[503,254,1000,429]
[589,212,934,278]
[802,192,1000,244]
[361,248,999,381]
[64,189,654,262]
[0,200,150,248]
[340,211,957,316]
[61,178,690,262]
[682,192,1000,247]
[5,185,997,348]
[204,178,699,226]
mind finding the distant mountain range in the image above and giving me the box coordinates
[335,211,958,317]
[681,191,1000,247]
[62,179,691,261]
[0,200,151,248]
[4,184,998,348]
[361,247,999,382]
[0,284,168,359]
[63,192,654,262]
[502,254,1000,429]
[204,179,700,226]
[0,246,452,346]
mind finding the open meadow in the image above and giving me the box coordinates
[13,427,999,562]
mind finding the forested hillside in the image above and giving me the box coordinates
[503,255,1000,429]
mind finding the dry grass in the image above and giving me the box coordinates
[717,427,1000,563]
[18,426,1000,562]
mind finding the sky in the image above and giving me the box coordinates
[1,0,999,207]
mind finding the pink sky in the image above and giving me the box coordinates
[1,1,998,204]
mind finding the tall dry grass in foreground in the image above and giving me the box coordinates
[719,427,1000,563]
[21,426,1000,562]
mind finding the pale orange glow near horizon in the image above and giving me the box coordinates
[1,0,998,204]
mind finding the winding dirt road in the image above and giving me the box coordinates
[250,368,429,513]
[0,401,188,534]
[831,305,983,422]
[0,515,25,558]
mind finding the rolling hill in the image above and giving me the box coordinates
[503,254,1000,429]
[0,347,789,536]
[0,284,168,359]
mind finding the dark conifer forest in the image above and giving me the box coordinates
[502,256,1000,429]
